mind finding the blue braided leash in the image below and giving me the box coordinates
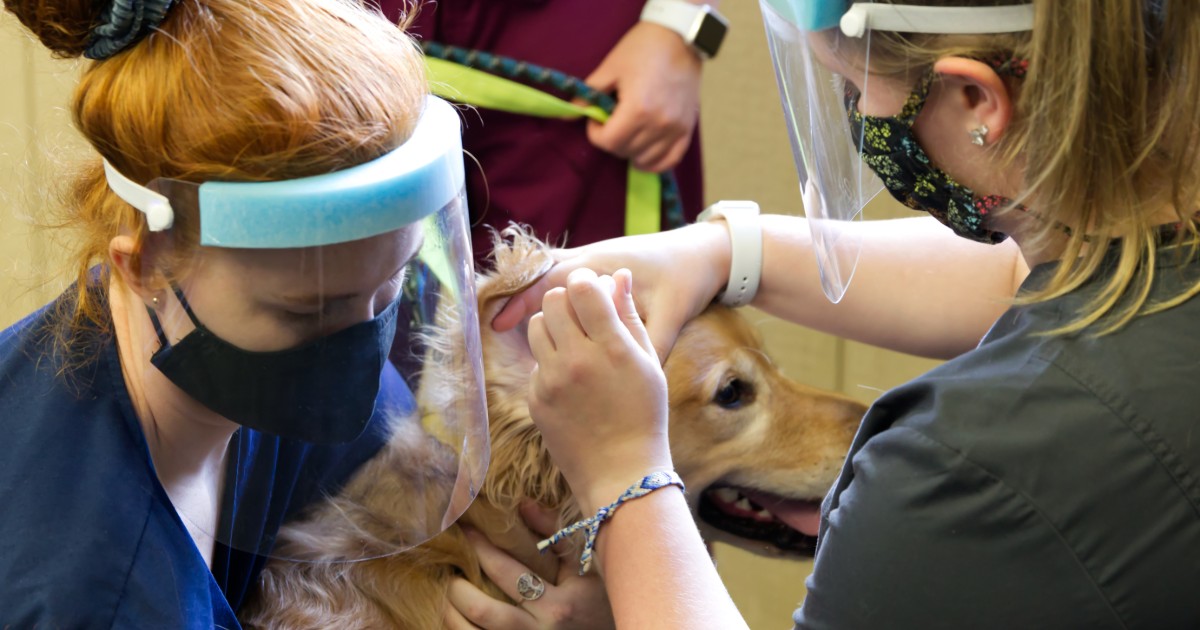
[537,470,685,575]
[421,41,686,231]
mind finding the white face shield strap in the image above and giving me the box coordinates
[759,1,1033,303]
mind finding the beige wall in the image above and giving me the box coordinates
[0,5,939,628]
[1,16,84,325]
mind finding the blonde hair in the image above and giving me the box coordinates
[847,0,1200,335]
[3,0,426,361]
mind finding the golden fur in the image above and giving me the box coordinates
[240,230,866,628]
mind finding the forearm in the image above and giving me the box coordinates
[751,214,1028,359]
[594,487,748,630]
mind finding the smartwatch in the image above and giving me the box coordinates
[697,200,762,308]
[640,0,730,60]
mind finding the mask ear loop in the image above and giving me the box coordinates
[894,69,937,127]
[145,283,206,350]
[146,303,172,350]
[844,67,937,133]
[892,52,1026,130]
[167,283,204,329]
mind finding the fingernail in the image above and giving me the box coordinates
[622,269,632,296]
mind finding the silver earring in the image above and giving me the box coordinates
[969,124,989,147]
[152,296,160,306]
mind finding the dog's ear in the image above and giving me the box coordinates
[472,225,553,416]
[475,224,556,324]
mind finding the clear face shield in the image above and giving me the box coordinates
[105,96,489,561]
[759,0,1035,302]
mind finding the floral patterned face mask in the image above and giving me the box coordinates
[845,57,1028,244]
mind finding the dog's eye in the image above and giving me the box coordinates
[713,378,753,410]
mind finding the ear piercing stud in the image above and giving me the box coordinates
[969,124,990,147]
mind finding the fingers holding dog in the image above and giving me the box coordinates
[492,225,731,368]
[540,288,583,353]
[464,527,549,605]
[444,586,485,629]
[447,577,530,630]
[564,268,626,345]
[612,269,655,358]
[515,500,588,579]
[455,528,615,630]
[491,248,584,334]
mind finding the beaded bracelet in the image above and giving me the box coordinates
[537,471,685,575]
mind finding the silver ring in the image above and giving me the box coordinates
[516,572,546,601]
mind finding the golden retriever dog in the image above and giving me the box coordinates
[240,230,866,628]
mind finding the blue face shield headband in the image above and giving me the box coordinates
[759,0,1033,302]
[101,96,491,562]
[103,96,465,248]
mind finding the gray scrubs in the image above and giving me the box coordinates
[796,243,1200,629]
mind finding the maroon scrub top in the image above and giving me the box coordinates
[380,0,705,264]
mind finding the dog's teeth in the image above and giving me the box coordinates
[714,488,741,503]
[735,498,754,511]
[757,509,774,520]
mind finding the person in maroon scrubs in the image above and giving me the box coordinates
[380,0,708,263]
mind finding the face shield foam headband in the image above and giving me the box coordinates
[102,95,465,248]
[760,1,1033,302]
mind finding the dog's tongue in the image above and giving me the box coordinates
[743,490,823,537]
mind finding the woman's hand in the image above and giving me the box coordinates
[585,21,702,173]
[445,503,615,630]
[492,223,730,364]
[527,268,672,515]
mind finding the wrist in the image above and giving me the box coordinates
[540,469,685,576]
[639,0,729,60]
[689,221,732,304]
[697,200,763,307]
[637,21,705,63]
[591,482,687,576]
[577,460,675,517]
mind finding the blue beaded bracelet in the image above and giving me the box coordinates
[537,471,685,575]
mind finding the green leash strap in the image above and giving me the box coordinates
[425,56,663,236]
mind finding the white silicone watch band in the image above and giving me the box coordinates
[697,200,762,308]
[640,0,708,51]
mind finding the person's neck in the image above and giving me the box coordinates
[1003,203,1187,269]
[109,280,238,565]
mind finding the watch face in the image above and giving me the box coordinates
[694,12,728,58]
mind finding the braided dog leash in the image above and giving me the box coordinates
[421,41,686,232]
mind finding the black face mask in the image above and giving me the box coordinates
[147,285,400,444]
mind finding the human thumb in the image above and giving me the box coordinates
[613,268,655,358]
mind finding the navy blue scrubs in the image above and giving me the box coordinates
[0,287,413,629]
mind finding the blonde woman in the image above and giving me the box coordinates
[465,1,1200,628]
[0,0,490,626]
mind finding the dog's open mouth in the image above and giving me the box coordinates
[698,485,822,556]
